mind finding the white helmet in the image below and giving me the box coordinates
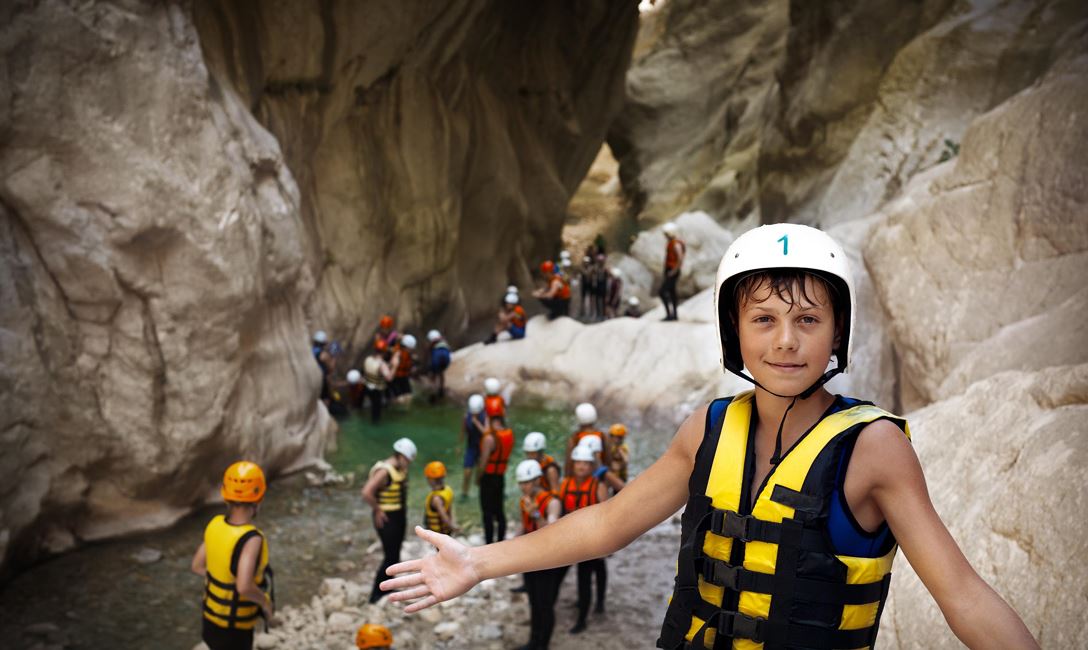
[662,222,679,237]
[523,432,546,452]
[561,258,572,268]
[504,293,519,305]
[393,438,417,461]
[627,296,640,305]
[610,268,622,279]
[575,402,597,425]
[714,224,855,382]
[401,334,417,350]
[346,369,362,385]
[313,330,328,344]
[468,394,485,414]
[515,459,543,482]
[571,445,596,463]
[506,285,519,294]
[580,434,603,453]
[427,329,441,342]
[484,377,501,395]
[559,250,571,260]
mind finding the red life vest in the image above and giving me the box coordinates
[510,305,527,329]
[559,475,599,514]
[552,274,571,300]
[521,490,554,533]
[484,428,514,475]
[537,454,559,493]
[485,395,506,417]
[665,238,686,270]
[394,346,412,378]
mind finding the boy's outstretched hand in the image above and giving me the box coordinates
[379,526,480,613]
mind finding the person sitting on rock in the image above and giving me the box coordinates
[659,222,685,321]
[389,334,417,405]
[191,461,275,650]
[477,414,514,545]
[373,314,398,349]
[362,438,416,604]
[522,431,561,495]
[355,623,393,649]
[533,261,571,320]
[485,293,527,344]
[516,459,563,650]
[623,295,642,318]
[423,462,459,536]
[380,224,1039,650]
[460,394,487,500]
[362,341,394,425]
[559,444,610,634]
[425,329,451,403]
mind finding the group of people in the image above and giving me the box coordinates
[312,314,453,423]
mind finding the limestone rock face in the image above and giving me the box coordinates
[194,0,640,348]
[0,0,333,575]
[866,42,1088,410]
[878,365,1088,649]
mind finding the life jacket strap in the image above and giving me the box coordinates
[681,601,877,649]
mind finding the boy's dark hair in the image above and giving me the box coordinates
[491,415,505,427]
[728,269,845,333]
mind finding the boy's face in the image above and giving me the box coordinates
[427,477,442,489]
[737,275,839,397]
[573,460,594,478]
[609,434,623,445]
[526,450,540,460]
[519,480,536,496]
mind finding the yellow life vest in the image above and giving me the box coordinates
[370,460,406,512]
[657,391,910,650]
[610,442,630,482]
[424,485,454,534]
[202,515,271,630]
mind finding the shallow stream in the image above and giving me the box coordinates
[0,400,667,650]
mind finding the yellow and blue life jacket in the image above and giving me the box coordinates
[657,391,910,650]
[202,515,272,630]
[371,460,406,512]
[424,485,454,534]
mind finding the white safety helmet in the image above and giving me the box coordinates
[504,293,519,305]
[628,296,640,306]
[468,394,485,414]
[559,250,571,260]
[610,268,622,278]
[714,224,855,382]
[571,445,596,463]
[313,330,328,344]
[662,222,679,237]
[561,258,572,268]
[581,434,603,453]
[401,334,417,350]
[575,402,597,425]
[506,284,519,294]
[523,432,547,452]
[515,459,543,482]
[427,329,441,342]
[484,377,501,396]
[346,369,362,385]
[392,437,417,461]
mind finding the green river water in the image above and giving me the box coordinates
[0,401,667,650]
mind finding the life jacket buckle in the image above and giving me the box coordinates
[717,610,764,642]
[710,509,751,542]
[702,560,741,590]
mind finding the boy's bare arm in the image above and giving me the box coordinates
[856,421,1039,649]
[190,542,206,577]
[234,535,273,620]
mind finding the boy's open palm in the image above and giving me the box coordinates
[380,526,479,612]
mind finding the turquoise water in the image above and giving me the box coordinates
[0,399,667,650]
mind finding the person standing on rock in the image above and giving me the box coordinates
[389,334,417,405]
[659,222,685,321]
[425,329,451,403]
[564,402,607,477]
[313,330,334,407]
[362,341,394,425]
[605,267,624,319]
[533,261,571,320]
[460,394,487,500]
[362,438,416,604]
[559,444,610,634]
[381,224,1040,650]
[191,461,275,650]
[515,459,563,650]
[477,414,514,544]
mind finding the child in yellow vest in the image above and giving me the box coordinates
[381,225,1038,649]
[607,423,630,484]
[191,461,275,650]
[422,461,459,535]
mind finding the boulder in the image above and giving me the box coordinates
[628,211,734,299]
[878,364,1088,649]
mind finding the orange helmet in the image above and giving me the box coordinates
[424,461,447,479]
[221,461,266,503]
[379,315,394,330]
[540,260,555,274]
[375,339,388,352]
[609,423,628,437]
[356,623,393,649]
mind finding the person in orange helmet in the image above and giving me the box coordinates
[373,314,399,349]
[191,461,276,650]
[423,461,458,536]
[355,623,393,649]
[532,260,570,320]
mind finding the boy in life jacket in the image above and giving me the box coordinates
[381,224,1039,650]
[607,424,630,483]
[485,293,527,344]
[522,431,561,495]
[362,340,394,425]
[361,437,416,604]
[563,402,607,477]
[425,330,451,403]
[476,414,514,544]
[423,462,459,535]
[191,461,275,650]
[659,222,685,321]
[532,261,571,320]
[460,394,487,500]
[560,444,610,634]
[578,433,626,495]
[356,623,393,649]
[516,460,563,650]
[483,377,506,427]
[389,334,416,405]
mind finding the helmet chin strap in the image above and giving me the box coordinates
[728,365,844,465]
